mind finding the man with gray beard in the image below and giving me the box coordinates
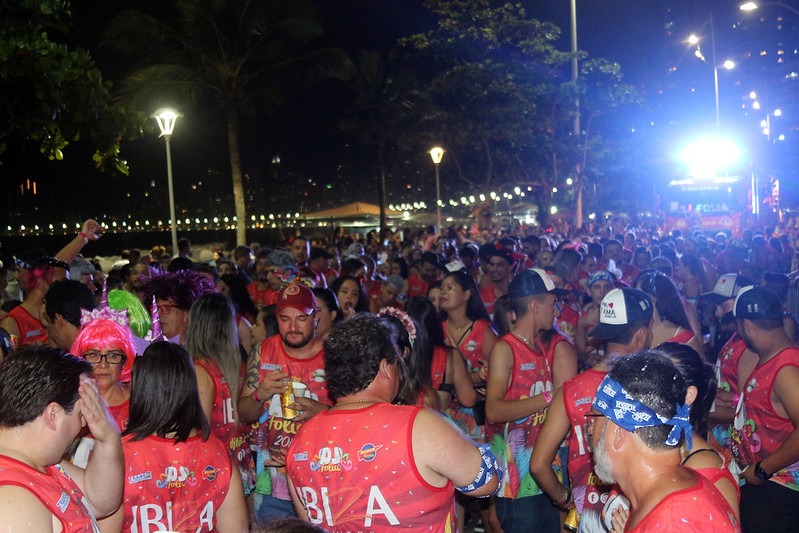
[588,352,739,532]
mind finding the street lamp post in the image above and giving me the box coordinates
[570,0,584,229]
[688,15,735,132]
[152,108,182,256]
[429,147,445,232]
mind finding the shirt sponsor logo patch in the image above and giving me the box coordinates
[357,443,383,462]
[56,491,70,513]
[293,452,309,462]
[202,465,221,481]
[520,363,536,371]
[128,471,152,484]
[261,363,282,372]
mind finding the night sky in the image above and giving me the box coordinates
[2,0,794,239]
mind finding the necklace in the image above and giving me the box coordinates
[449,319,473,332]
[513,332,540,352]
[335,399,381,407]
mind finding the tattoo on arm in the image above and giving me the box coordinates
[244,344,260,394]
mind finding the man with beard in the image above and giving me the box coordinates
[589,352,738,532]
[248,250,296,309]
[531,288,653,531]
[239,282,331,523]
[729,286,799,532]
[121,261,151,303]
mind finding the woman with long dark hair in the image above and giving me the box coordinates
[99,341,247,532]
[403,297,476,410]
[636,270,704,357]
[330,275,369,319]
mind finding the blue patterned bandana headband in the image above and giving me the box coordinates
[592,375,693,450]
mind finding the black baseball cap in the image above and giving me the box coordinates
[508,268,569,298]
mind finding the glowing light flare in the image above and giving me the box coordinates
[677,137,743,177]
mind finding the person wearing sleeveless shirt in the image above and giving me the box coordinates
[730,287,799,532]
[0,346,124,531]
[485,269,568,533]
[286,315,498,532]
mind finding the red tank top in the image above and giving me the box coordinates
[121,434,232,532]
[7,305,47,346]
[666,327,695,345]
[431,345,448,390]
[479,285,499,315]
[627,472,738,532]
[194,359,251,475]
[486,333,553,499]
[443,318,493,372]
[255,335,331,500]
[731,347,799,491]
[287,403,456,532]
[247,283,275,308]
[708,334,748,467]
[555,302,579,341]
[562,368,614,517]
[0,456,99,532]
[406,275,429,298]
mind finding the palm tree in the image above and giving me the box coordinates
[103,0,346,245]
[340,49,429,233]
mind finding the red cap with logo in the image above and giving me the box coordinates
[276,282,316,314]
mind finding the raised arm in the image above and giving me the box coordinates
[60,378,123,518]
[53,219,103,281]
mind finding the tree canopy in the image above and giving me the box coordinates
[0,0,144,174]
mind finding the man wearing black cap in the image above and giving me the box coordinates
[531,287,653,528]
[700,274,757,473]
[730,286,799,532]
[479,243,517,316]
[485,268,568,533]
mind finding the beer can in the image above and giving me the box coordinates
[281,385,297,419]
[564,508,580,532]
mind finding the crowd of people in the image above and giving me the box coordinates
[0,217,797,532]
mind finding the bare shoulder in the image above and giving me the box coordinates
[0,485,56,531]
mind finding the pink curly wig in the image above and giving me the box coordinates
[71,319,137,382]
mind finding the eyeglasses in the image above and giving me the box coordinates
[584,413,605,432]
[82,351,126,365]
[156,303,175,316]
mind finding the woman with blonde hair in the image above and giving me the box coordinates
[186,293,255,497]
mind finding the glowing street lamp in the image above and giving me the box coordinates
[740,2,799,16]
[152,108,182,256]
[429,146,445,231]
[688,21,735,131]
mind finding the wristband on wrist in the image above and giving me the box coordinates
[561,487,572,506]
[252,391,262,404]
[79,231,89,244]
[543,390,553,405]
